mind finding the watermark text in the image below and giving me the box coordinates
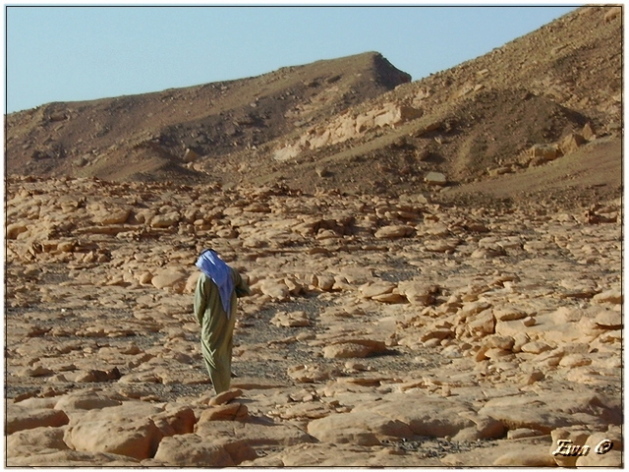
[552,439,614,457]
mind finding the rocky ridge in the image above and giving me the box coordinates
[5,6,622,205]
[6,51,410,184]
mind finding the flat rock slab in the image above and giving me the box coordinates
[6,405,69,434]
[477,391,620,433]
[353,393,477,438]
[7,449,141,467]
[244,442,445,467]
[307,409,413,446]
[195,417,315,447]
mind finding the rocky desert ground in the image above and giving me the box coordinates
[4,4,623,468]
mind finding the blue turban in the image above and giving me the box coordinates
[195,250,235,317]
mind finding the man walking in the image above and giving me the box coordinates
[193,249,250,394]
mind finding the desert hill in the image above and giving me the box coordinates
[6,51,410,182]
[5,5,622,209]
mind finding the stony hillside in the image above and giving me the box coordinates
[5,5,622,209]
[258,4,622,205]
[6,51,410,183]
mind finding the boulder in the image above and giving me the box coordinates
[466,309,496,337]
[64,416,162,460]
[7,425,69,457]
[374,225,415,239]
[424,172,447,186]
[594,309,622,329]
[63,404,164,460]
[312,274,336,291]
[259,280,290,301]
[526,143,561,166]
[150,212,180,228]
[151,268,188,292]
[353,393,477,438]
[558,132,586,155]
[323,339,388,359]
[520,341,552,354]
[397,281,438,305]
[359,281,397,299]
[198,403,249,421]
[482,335,515,351]
[195,417,315,447]
[54,393,122,411]
[6,222,29,239]
[592,289,622,305]
[94,208,130,225]
[493,306,528,322]
[287,364,341,383]
[477,392,618,434]
[7,449,140,467]
[6,405,69,434]
[271,311,311,327]
[209,388,243,406]
[558,354,592,368]
[153,434,235,466]
[151,406,197,436]
[307,410,412,446]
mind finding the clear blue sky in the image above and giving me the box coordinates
[5,3,578,114]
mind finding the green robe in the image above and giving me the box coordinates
[193,269,250,394]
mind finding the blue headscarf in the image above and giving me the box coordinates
[195,250,234,317]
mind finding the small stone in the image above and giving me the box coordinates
[198,403,249,422]
[374,225,415,239]
[592,289,622,305]
[594,310,622,329]
[359,281,396,299]
[209,388,243,406]
[522,316,536,327]
[6,406,69,434]
[558,354,592,368]
[520,341,552,354]
[424,171,447,186]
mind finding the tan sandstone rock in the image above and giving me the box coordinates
[6,405,70,434]
[63,404,164,460]
[153,434,236,466]
[307,410,412,446]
